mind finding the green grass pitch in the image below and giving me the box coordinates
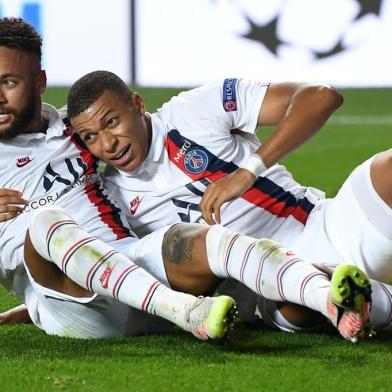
[1,87,391,392]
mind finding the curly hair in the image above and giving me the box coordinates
[67,70,133,119]
[0,17,42,62]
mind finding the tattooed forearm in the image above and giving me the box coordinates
[162,224,206,264]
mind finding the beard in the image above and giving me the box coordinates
[0,92,38,140]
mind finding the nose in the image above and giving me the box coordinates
[101,130,117,152]
[0,87,6,104]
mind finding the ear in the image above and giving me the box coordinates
[132,92,146,116]
[38,70,47,95]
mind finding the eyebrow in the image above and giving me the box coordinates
[75,108,116,134]
[77,128,90,135]
[0,73,21,79]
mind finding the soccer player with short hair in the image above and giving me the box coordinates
[0,16,239,340]
[1,16,369,343]
[66,70,392,336]
[0,18,372,343]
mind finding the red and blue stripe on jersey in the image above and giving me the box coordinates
[164,129,314,225]
[63,119,132,239]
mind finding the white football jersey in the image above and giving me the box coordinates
[0,104,133,298]
[105,79,326,245]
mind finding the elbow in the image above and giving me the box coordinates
[316,84,344,111]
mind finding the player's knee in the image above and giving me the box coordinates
[162,223,209,264]
[29,206,75,261]
[373,149,392,173]
[162,224,218,294]
[371,150,392,207]
[31,205,73,233]
[319,84,344,110]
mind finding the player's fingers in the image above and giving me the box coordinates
[213,202,222,225]
[0,195,27,206]
[201,183,215,202]
[211,197,225,225]
[201,195,217,225]
[0,204,24,214]
[0,211,20,223]
[200,190,212,220]
[0,188,23,197]
[202,206,214,225]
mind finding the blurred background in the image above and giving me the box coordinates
[1,0,391,87]
[0,0,390,193]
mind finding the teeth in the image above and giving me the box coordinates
[113,146,130,160]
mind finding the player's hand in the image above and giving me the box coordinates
[0,188,27,223]
[200,169,255,224]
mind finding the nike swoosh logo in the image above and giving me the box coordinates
[16,158,33,168]
[100,264,116,289]
[130,196,143,215]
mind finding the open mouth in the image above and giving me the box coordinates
[0,112,12,124]
[109,144,134,168]
[111,145,131,161]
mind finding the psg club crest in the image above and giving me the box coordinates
[184,149,209,174]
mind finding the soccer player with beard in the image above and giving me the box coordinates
[0,17,240,340]
[65,70,392,337]
[0,19,374,342]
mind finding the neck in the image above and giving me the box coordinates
[25,118,48,134]
[25,104,49,134]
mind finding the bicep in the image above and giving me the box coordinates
[257,82,304,126]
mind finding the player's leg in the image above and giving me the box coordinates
[22,265,175,338]
[324,151,392,282]
[216,280,329,331]
[371,149,392,208]
[367,279,392,331]
[25,207,237,341]
[24,233,92,297]
[257,278,392,334]
[162,223,372,341]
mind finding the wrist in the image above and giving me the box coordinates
[240,153,268,178]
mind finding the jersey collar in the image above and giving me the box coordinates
[42,103,67,140]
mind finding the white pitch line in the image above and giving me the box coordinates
[329,115,392,125]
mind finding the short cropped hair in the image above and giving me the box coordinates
[67,70,132,119]
[0,17,42,62]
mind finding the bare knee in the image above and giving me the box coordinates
[371,149,392,208]
[162,224,220,295]
[24,230,91,297]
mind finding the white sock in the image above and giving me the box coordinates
[369,280,392,331]
[206,225,331,318]
[28,207,198,331]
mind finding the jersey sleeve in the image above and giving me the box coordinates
[230,78,269,134]
[157,78,269,138]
